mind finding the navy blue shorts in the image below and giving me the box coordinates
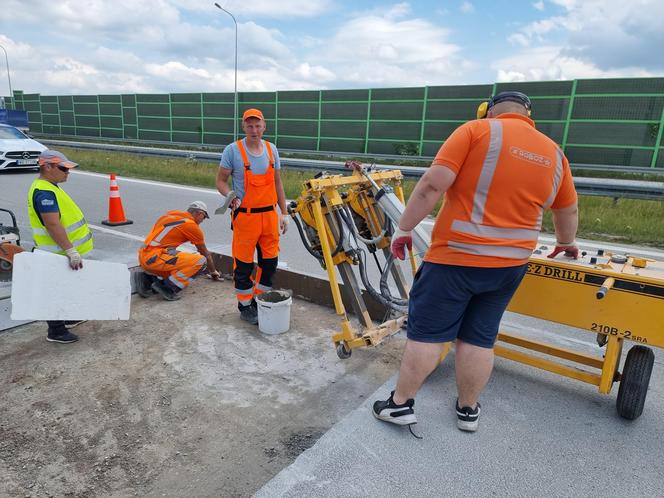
[407,262,528,348]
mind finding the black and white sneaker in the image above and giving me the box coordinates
[456,399,481,432]
[47,330,79,344]
[373,391,417,426]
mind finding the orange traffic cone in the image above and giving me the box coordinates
[102,174,133,226]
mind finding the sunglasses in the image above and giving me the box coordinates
[56,165,70,173]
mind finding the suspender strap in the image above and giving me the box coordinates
[236,139,274,170]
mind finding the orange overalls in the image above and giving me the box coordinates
[138,211,207,291]
[232,140,280,308]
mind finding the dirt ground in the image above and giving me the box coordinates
[0,279,405,497]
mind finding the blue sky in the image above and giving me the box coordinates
[1,0,662,96]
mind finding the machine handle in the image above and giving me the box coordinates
[596,277,615,300]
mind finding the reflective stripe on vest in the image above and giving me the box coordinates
[470,120,503,225]
[27,179,94,256]
[143,217,191,248]
[448,241,534,260]
[448,119,559,259]
[535,147,565,228]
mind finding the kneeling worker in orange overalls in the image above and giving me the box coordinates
[216,108,289,324]
[137,201,221,301]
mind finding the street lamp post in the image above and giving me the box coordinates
[0,44,13,109]
[214,3,238,142]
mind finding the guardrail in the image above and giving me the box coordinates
[41,139,664,201]
[36,134,664,175]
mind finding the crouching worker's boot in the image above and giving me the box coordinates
[135,271,157,298]
[151,279,182,301]
[239,300,258,325]
[46,321,79,344]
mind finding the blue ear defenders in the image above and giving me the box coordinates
[476,91,532,119]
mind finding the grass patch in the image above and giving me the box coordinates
[58,146,664,249]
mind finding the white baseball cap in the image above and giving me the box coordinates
[188,200,209,218]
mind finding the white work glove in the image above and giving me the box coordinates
[280,214,290,234]
[209,270,222,281]
[65,247,83,270]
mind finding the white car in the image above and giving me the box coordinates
[0,124,48,171]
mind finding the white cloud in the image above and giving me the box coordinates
[511,0,664,72]
[508,33,530,47]
[145,61,212,80]
[294,63,336,82]
[460,2,475,13]
[206,0,334,18]
[533,1,545,10]
[312,7,464,87]
[493,46,655,82]
[385,2,411,20]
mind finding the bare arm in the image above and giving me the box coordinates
[41,212,73,251]
[551,202,578,244]
[195,243,218,274]
[398,166,457,231]
[274,169,288,215]
[216,167,232,196]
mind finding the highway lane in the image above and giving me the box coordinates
[3,167,664,353]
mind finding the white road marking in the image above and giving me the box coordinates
[88,224,228,256]
[89,223,145,242]
[72,170,219,195]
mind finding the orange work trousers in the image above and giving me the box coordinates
[138,247,206,290]
[232,209,279,307]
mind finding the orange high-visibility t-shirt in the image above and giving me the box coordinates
[425,113,577,268]
[143,211,204,249]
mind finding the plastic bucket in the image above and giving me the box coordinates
[256,290,293,335]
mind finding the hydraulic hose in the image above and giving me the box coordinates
[357,247,408,313]
[341,205,389,246]
[380,253,409,308]
[291,206,344,262]
[292,214,324,262]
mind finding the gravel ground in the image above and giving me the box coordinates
[0,279,405,497]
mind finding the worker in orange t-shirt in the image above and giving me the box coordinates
[136,201,221,301]
[373,92,579,433]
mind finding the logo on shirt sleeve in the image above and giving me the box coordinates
[40,199,55,206]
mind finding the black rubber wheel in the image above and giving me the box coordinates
[336,342,352,360]
[0,260,12,271]
[616,345,655,420]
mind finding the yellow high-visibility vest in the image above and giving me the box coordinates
[27,179,93,255]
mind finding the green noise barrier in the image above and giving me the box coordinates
[6,77,664,169]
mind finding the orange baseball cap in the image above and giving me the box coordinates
[38,150,78,169]
[242,108,264,121]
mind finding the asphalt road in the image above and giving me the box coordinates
[3,167,664,344]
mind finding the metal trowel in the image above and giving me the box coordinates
[215,191,238,215]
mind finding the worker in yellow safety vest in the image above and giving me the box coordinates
[27,150,94,344]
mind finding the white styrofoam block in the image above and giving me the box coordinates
[10,251,131,320]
